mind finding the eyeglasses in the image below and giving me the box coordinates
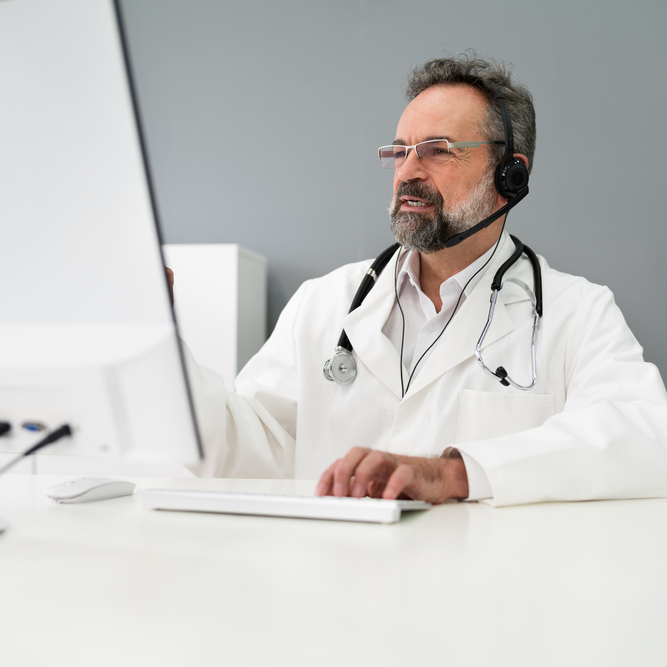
[378,139,504,169]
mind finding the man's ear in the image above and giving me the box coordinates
[514,153,529,170]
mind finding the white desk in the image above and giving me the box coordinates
[2,475,667,667]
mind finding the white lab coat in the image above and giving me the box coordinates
[187,234,667,506]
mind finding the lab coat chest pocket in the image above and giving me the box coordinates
[456,389,555,443]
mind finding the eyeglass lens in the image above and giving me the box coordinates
[379,141,452,169]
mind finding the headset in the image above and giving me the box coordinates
[323,86,531,385]
[444,87,529,247]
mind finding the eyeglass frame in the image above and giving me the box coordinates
[378,138,505,169]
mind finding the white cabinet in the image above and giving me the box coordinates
[162,244,267,389]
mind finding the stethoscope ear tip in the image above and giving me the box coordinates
[495,366,511,387]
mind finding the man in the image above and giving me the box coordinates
[188,54,667,506]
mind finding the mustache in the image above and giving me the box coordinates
[392,181,444,212]
[395,181,440,201]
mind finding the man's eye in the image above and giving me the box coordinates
[420,143,450,158]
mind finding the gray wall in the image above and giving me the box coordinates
[119,0,667,374]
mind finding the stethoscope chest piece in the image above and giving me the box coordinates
[323,346,357,384]
[322,243,400,386]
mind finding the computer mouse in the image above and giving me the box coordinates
[46,477,136,503]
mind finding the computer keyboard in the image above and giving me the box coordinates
[134,487,432,524]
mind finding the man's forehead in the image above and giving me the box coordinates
[394,84,487,143]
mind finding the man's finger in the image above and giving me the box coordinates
[315,459,341,496]
[332,447,371,496]
[382,463,417,500]
[350,450,397,497]
[165,267,175,305]
[367,480,385,498]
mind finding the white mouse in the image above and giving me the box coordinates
[46,478,136,503]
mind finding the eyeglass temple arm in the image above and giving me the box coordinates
[450,140,505,148]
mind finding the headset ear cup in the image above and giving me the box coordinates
[496,158,529,198]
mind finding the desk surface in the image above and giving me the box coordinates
[2,475,667,667]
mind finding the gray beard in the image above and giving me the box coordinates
[389,170,497,253]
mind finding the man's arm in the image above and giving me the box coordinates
[184,281,314,479]
[456,284,667,507]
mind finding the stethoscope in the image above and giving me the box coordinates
[323,234,543,391]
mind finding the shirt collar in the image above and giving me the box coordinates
[396,233,504,299]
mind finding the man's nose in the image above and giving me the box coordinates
[396,150,427,182]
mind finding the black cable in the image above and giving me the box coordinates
[0,424,72,477]
[396,218,510,398]
[394,248,407,398]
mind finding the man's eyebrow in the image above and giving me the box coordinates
[392,135,455,145]
[423,135,455,143]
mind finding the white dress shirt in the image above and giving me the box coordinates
[382,242,499,500]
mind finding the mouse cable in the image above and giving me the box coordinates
[0,424,72,477]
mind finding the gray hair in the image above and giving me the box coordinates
[406,53,536,173]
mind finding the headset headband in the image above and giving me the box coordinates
[493,87,515,167]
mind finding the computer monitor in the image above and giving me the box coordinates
[0,0,202,466]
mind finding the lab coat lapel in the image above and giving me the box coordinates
[341,236,534,400]
[342,248,404,399]
[407,235,525,397]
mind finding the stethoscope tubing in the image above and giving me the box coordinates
[323,234,542,391]
[476,235,542,390]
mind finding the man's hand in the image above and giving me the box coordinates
[314,447,469,504]
[165,267,174,305]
